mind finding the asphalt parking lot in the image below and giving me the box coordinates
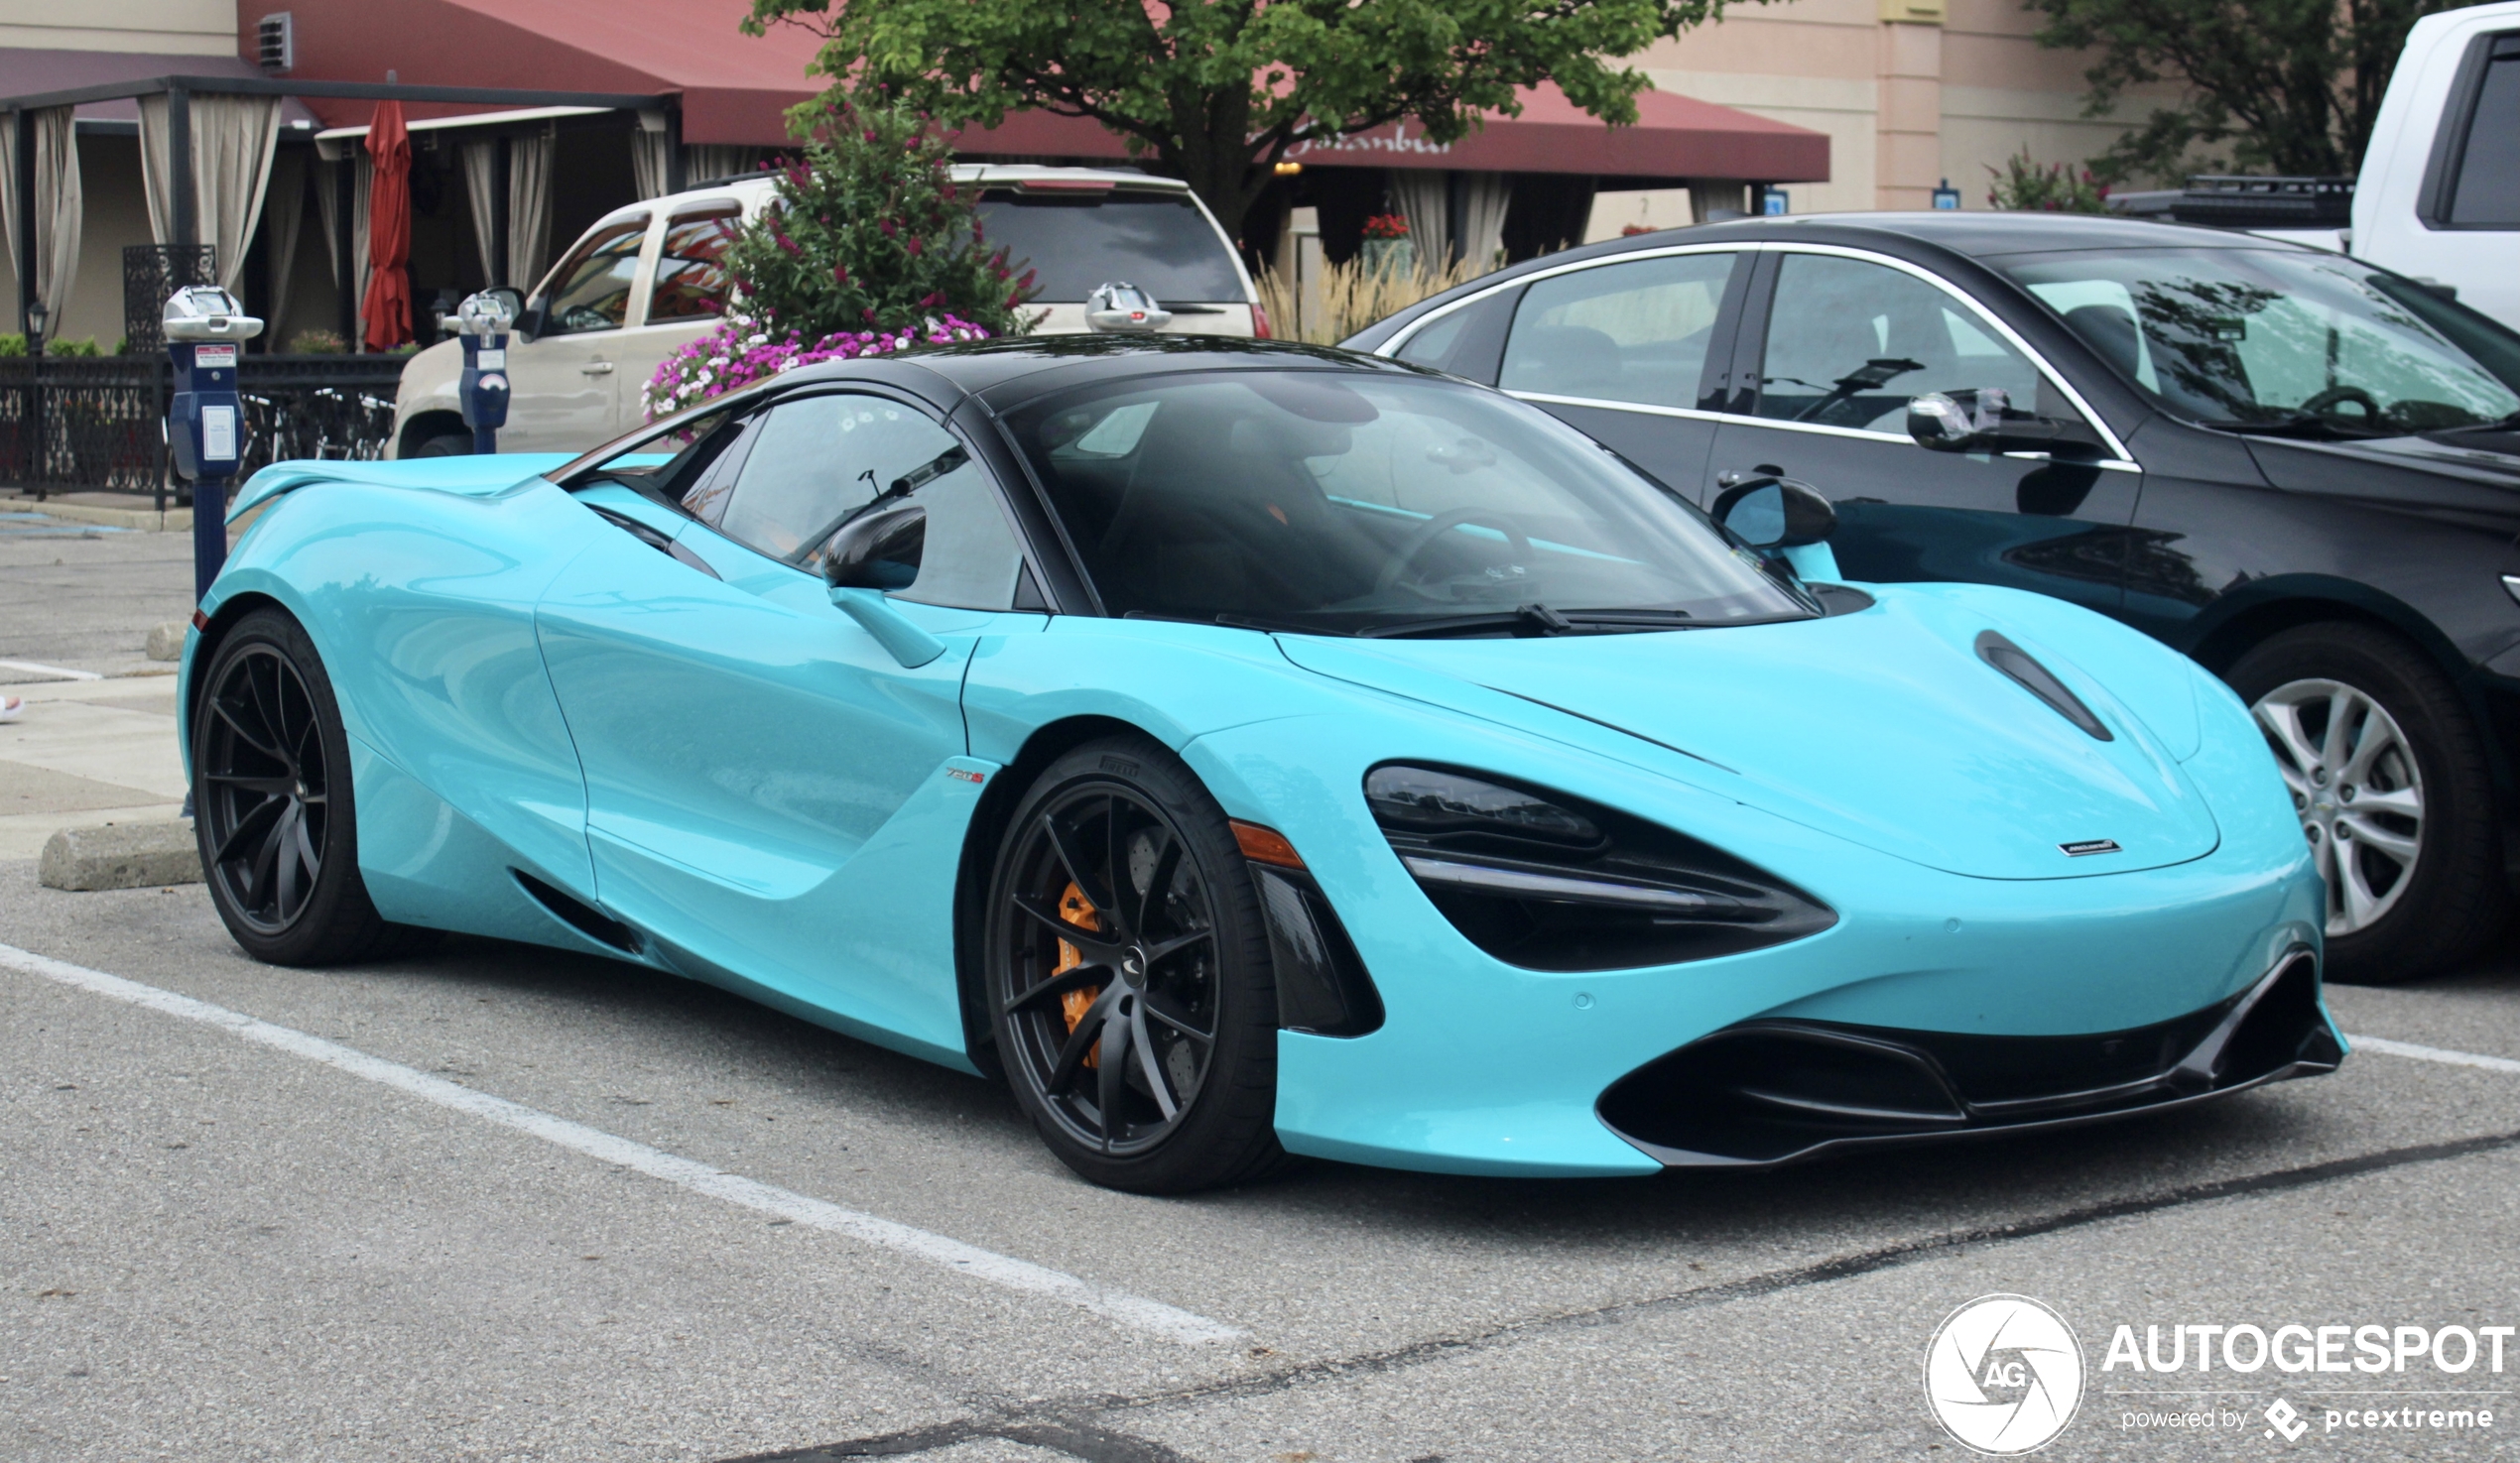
[6,524,2520,1462]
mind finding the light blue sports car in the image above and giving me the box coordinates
[182,337,2341,1192]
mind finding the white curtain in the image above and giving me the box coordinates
[317,155,371,344]
[1688,181,1747,223]
[138,93,287,293]
[461,137,500,281]
[262,150,307,346]
[632,129,672,201]
[353,154,370,344]
[0,106,82,332]
[196,96,284,294]
[1458,173,1511,272]
[687,145,764,184]
[508,130,554,293]
[1387,170,1449,276]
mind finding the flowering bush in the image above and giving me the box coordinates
[641,92,1030,420]
[1361,213,1411,240]
[646,302,993,418]
[1985,149,2112,213]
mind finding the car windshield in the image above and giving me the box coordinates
[2001,247,2520,434]
[1004,369,1815,635]
[976,190,1245,304]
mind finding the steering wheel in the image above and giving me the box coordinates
[2297,385,2384,425]
[1375,509,1537,594]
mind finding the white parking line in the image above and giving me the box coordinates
[2348,1034,2520,1075]
[0,942,1243,1347]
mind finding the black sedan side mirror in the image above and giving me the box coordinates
[1907,388,2062,454]
[1712,476,1835,549]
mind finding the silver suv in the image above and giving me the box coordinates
[393,166,1261,457]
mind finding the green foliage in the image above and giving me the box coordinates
[721,94,1029,342]
[0,333,23,357]
[1985,150,2112,212]
[745,0,1756,245]
[286,329,349,355]
[2027,0,2467,182]
[48,336,100,357]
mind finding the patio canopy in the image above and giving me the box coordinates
[254,0,1828,183]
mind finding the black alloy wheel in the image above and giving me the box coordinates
[985,736,1285,1193]
[193,608,415,965]
[2225,621,2507,984]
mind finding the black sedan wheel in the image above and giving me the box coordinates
[985,736,1284,1192]
[194,608,412,965]
[2228,622,2506,984]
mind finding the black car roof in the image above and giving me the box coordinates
[777,333,1419,415]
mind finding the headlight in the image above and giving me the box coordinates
[1364,765,1836,972]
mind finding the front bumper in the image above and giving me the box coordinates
[1599,948,2337,1167]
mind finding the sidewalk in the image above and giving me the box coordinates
[0,674,188,858]
[1,506,196,857]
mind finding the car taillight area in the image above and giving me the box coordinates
[1363,764,1835,971]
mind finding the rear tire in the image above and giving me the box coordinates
[983,735,1287,1193]
[193,608,419,965]
[2225,622,2505,984]
[407,429,471,458]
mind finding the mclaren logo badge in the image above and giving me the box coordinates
[2060,839,2123,857]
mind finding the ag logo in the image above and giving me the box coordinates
[1924,1294,2085,1454]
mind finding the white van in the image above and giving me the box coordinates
[2352,0,2520,330]
[392,166,1262,457]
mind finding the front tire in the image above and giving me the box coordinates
[984,735,1285,1193]
[193,608,411,965]
[2227,622,2506,984]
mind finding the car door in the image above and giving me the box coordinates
[1474,248,1747,494]
[536,389,1040,1060]
[501,212,647,451]
[1706,247,2139,615]
[605,201,743,428]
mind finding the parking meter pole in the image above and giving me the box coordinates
[455,292,515,454]
[163,288,264,602]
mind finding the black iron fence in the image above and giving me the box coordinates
[0,355,408,502]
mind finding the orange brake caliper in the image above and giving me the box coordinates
[1055,881,1102,1067]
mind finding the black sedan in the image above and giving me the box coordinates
[1346,212,2520,983]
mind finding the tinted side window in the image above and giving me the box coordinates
[539,217,649,335]
[648,205,742,322]
[2450,37,2520,226]
[1394,288,1517,384]
[1498,253,1735,408]
[1756,255,2060,431]
[717,394,1023,608]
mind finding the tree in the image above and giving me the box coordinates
[2027,0,2467,183]
[744,0,1752,248]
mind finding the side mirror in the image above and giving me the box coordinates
[820,502,926,591]
[1907,388,2063,455]
[821,503,946,669]
[1712,476,1835,549]
[510,292,546,342]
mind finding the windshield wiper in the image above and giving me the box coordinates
[1359,604,1700,640]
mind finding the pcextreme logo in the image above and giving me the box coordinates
[1925,1294,2087,1454]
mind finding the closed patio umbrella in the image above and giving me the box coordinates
[361,100,412,352]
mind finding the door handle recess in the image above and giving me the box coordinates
[580,362,615,375]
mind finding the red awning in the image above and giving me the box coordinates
[261,0,1827,182]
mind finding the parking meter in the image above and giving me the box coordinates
[455,291,515,454]
[164,286,264,600]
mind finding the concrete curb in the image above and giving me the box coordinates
[39,820,203,891]
[5,498,193,533]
